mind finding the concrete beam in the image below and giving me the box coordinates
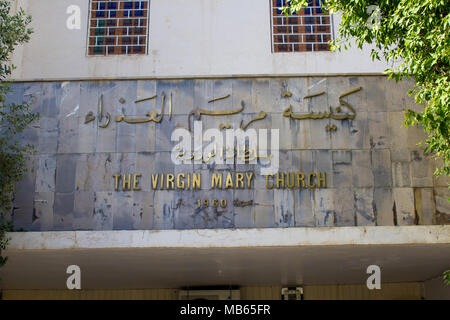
[6,225,450,250]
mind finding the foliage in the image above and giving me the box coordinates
[282,0,449,176]
[0,0,32,80]
[0,221,12,268]
[0,0,35,275]
[444,270,450,285]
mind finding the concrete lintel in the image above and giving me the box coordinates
[7,73,388,83]
[6,225,450,251]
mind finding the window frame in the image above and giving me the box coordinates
[86,0,151,57]
[269,0,335,53]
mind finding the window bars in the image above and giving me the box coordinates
[88,0,150,55]
[271,0,333,52]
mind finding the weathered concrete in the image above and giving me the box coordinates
[9,0,389,81]
[1,226,450,290]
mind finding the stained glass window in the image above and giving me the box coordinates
[271,0,333,52]
[88,0,149,55]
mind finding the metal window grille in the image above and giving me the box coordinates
[88,0,150,56]
[271,0,333,52]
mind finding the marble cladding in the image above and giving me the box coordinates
[4,76,449,231]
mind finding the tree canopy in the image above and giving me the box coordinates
[283,0,449,176]
[0,0,35,269]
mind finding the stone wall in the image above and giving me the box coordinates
[4,76,449,231]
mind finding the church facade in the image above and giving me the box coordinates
[0,0,449,300]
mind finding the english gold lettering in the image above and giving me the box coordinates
[160,173,164,190]
[297,172,305,188]
[133,174,141,191]
[225,173,234,189]
[235,173,244,189]
[113,174,121,191]
[177,173,185,189]
[266,174,274,189]
[276,172,285,189]
[211,173,223,189]
[151,174,159,190]
[122,174,131,191]
[286,172,295,189]
[192,173,201,190]
[318,172,326,188]
[166,174,174,190]
[308,172,316,189]
[245,172,254,189]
